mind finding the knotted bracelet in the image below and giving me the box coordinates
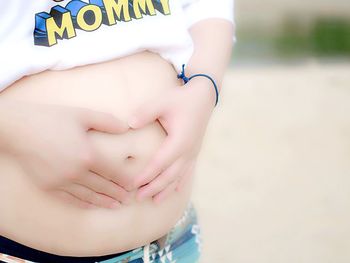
[177,64,219,107]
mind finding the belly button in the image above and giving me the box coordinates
[125,155,135,161]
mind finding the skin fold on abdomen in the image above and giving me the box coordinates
[0,51,194,256]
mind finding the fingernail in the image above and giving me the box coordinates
[153,196,162,205]
[128,117,138,128]
[86,203,96,209]
[121,123,130,130]
[89,205,101,210]
[110,202,121,209]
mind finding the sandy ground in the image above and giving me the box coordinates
[192,61,350,263]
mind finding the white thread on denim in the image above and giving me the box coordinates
[143,243,150,263]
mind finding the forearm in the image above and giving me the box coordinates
[185,18,235,91]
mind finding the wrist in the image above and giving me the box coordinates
[177,64,221,108]
[184,77,218,109]
[183,77,216,113]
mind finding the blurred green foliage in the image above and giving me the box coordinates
[231,16,350,64]
[275,17,350,57]
[311,18,350,55]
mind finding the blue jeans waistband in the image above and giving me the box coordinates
[0,203,201,263]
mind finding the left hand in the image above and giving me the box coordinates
[128,78,217,203]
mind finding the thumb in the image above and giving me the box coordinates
[128,97,164,129]
[80,109,129,133]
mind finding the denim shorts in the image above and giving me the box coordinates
[0,203,201,263]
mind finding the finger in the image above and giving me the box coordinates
[88,148,127,187]
[128,97,165,129]
[50,189,93,209]
[22,159,61,190]
[152,180,178,204]
[176,161,196,192]
[61,183,121,209]
[134,137,182,187]
[137,158,186,200]
[75,171,130,204]
[80,109,129,133]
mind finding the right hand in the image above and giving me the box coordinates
[0,99,130,209]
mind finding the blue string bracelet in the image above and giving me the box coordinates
[177,64,219,107]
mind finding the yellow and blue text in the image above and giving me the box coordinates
[34,0,171,47]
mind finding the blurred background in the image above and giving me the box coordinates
[192,0,350,262]
[233,0,350,64]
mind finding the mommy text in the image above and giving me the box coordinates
[34,0,171,47]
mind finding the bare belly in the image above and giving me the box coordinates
[0,51,194,256]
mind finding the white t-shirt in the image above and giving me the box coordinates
[0,0,235,92]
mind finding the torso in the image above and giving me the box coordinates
[0,51,194,256]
